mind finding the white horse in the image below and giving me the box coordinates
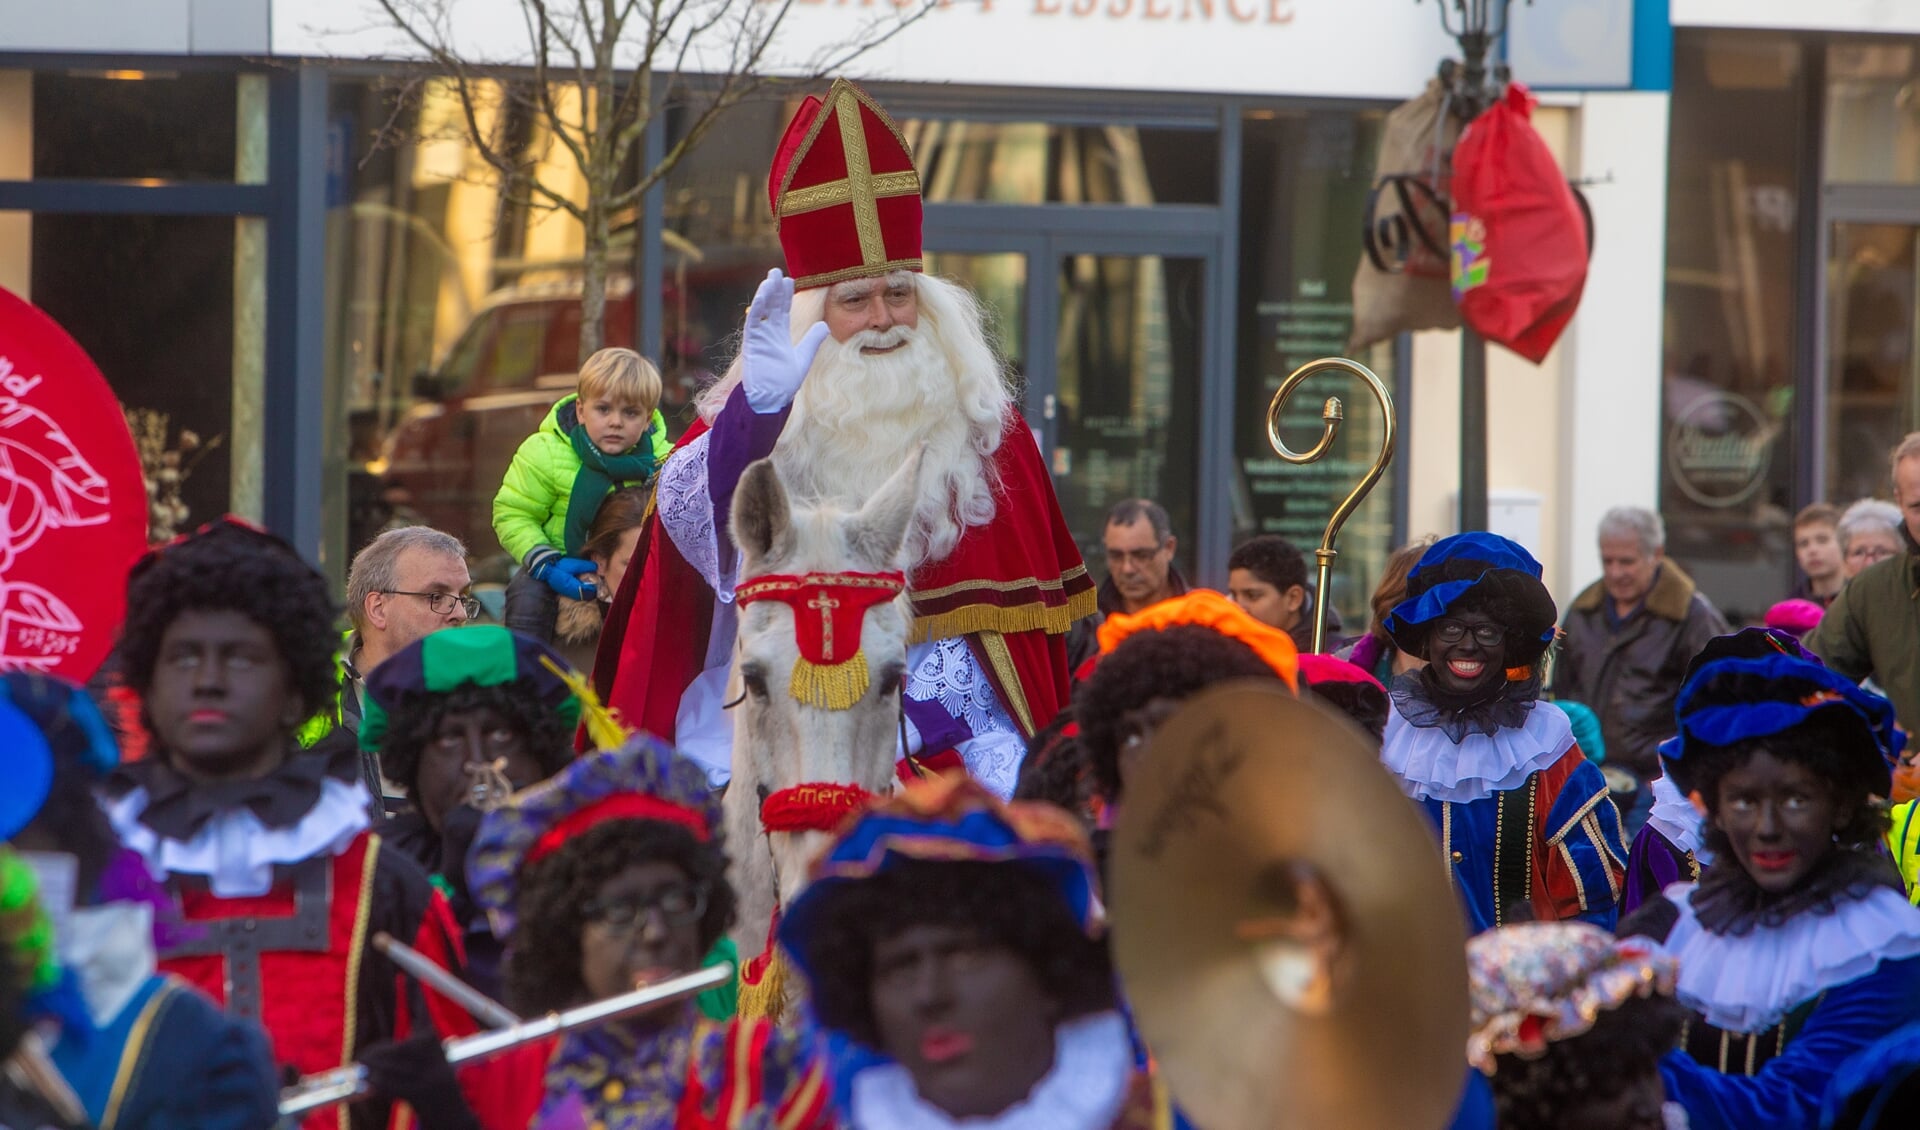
[722,451,922,955]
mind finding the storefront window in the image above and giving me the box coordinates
[1235,108,1393,627]
[903,121,1218,205]
[323,77,605,585]
[2,212,263,537]
[1660,31,1804,622]
[28,69,264,183]
[1826,43,1920,186]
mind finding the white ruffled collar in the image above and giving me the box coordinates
[849,1011,1134,1130]
[107,776,372,898]
[1381,700,1574,803]
[63,903,157,1026]
[1657,880,1920,1033]
[1645,775,1714,864]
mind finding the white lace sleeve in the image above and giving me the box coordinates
[656,431,736,598]
[907,637,1027,799]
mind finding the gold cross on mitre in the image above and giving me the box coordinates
[775,81,922,268]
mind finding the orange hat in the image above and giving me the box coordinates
[768,79,923,290]
[1096,589,1300,690]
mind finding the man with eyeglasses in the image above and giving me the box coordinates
[325,527,477,808]
[1097,499,1187,618]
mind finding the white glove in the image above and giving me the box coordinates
[742,268,831,414]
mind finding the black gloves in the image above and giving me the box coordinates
[359,1035,481,1130]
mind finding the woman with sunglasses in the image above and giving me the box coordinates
[1378,533,1629,935]
[462,736,831,1130]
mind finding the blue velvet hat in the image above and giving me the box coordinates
[1659,649,1902,799]
[1383,532,1556,662]
[777,775,1100,991]
[0,671,120,839]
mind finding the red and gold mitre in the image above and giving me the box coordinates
[768,79,923,290]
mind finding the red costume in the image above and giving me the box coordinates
[595,80,1092,756]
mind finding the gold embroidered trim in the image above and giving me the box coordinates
[791,258,925,291]
[1560,840,1590,910]
[340,837,381,1128]
[777,1060,826,1130]
[911,563,1091,602]
[976,630,1036,736]
[1547,785,1612,844]
[909,587,1097,644]
[774,80,917,227]
[779,170,920,217]
[102,980,177,1130]
[728,1014,757,1119]
[736,572,907,602]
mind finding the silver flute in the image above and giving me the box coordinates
[277,962,732,1117]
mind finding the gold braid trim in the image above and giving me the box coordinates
[102,980,176,1130]
[976,630,1036,736]
[790,651,871,712]
[736,946,791,1023]
[909,587,1097,644]
[339,837,381,1129]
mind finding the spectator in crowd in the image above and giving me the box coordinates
[1226,534,1342,654]
[1097,499,1186,616]
[1550,506,1728,831]
[1069,498,1189,673]
[1816,435,1920,733]
[1837,498,1903,580]
[552,485,651,672]
[1789,503,1846,608]
[1336,538,1431,685]
[325,526,477,807]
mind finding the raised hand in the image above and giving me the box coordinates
[742,268,831,413]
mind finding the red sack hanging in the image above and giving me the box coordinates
[1450,84,1591,364]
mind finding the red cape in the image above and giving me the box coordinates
[593,413,1094,745]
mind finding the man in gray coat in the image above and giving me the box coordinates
[1549,506,1729,825]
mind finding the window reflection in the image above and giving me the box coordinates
[902,121,1218,205]
[1826,43,1920,185]
[1055,254,1202,573]
[1659,31,1802,621]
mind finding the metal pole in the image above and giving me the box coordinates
[1459,328,1489,530]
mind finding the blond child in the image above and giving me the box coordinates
[493,347,673,640]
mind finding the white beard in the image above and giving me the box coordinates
[772,323,996,568]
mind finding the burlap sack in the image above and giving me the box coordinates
[1349,79,1464,352]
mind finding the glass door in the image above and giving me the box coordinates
[1826,222,1920,504]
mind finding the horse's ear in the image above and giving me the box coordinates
[848,446,924,568]
[732,458,794,567]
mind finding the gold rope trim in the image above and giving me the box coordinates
[790,651,871,711]
[779,170,920,217]
[102,980,176,1130]
[909,586,1098,644]
[976,630,1036,736]
[911,564,1090,602]
[339,837,381,1128]
[736,947,791,1023]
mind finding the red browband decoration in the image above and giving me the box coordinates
[734,571,907,666]
[760,783,875,834]
[527,793,711,865]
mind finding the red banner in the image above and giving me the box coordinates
[0,286,147,681]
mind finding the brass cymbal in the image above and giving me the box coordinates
[1110,681,1469,1130]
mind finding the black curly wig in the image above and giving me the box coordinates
[503,819,737,1015]
[119,522,341,733]
[1488,991,1687,1130]
[1014,709,1096,822]
[799,858,1114,1048]
[375,679,577,798]
[1389,557,1557,669]
[1670,708,1892,855]
[1076,625,1282,799]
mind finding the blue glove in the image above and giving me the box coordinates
[527,550,600,601]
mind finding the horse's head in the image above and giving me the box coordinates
[729,450,921,907]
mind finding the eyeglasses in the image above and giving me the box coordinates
[382,590,481,619]
[1433,619,1506,647]
[582,887,708,934]
[1105,546,1166,567]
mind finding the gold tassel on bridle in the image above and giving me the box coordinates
[789,650,870,712]
[539,655,633,750]
[734,946,792,1022]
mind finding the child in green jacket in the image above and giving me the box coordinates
[493,347,673,641]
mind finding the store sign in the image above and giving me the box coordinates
[0,287,148,681]
[273,0,1456,100]
[1666,390,1772,509]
